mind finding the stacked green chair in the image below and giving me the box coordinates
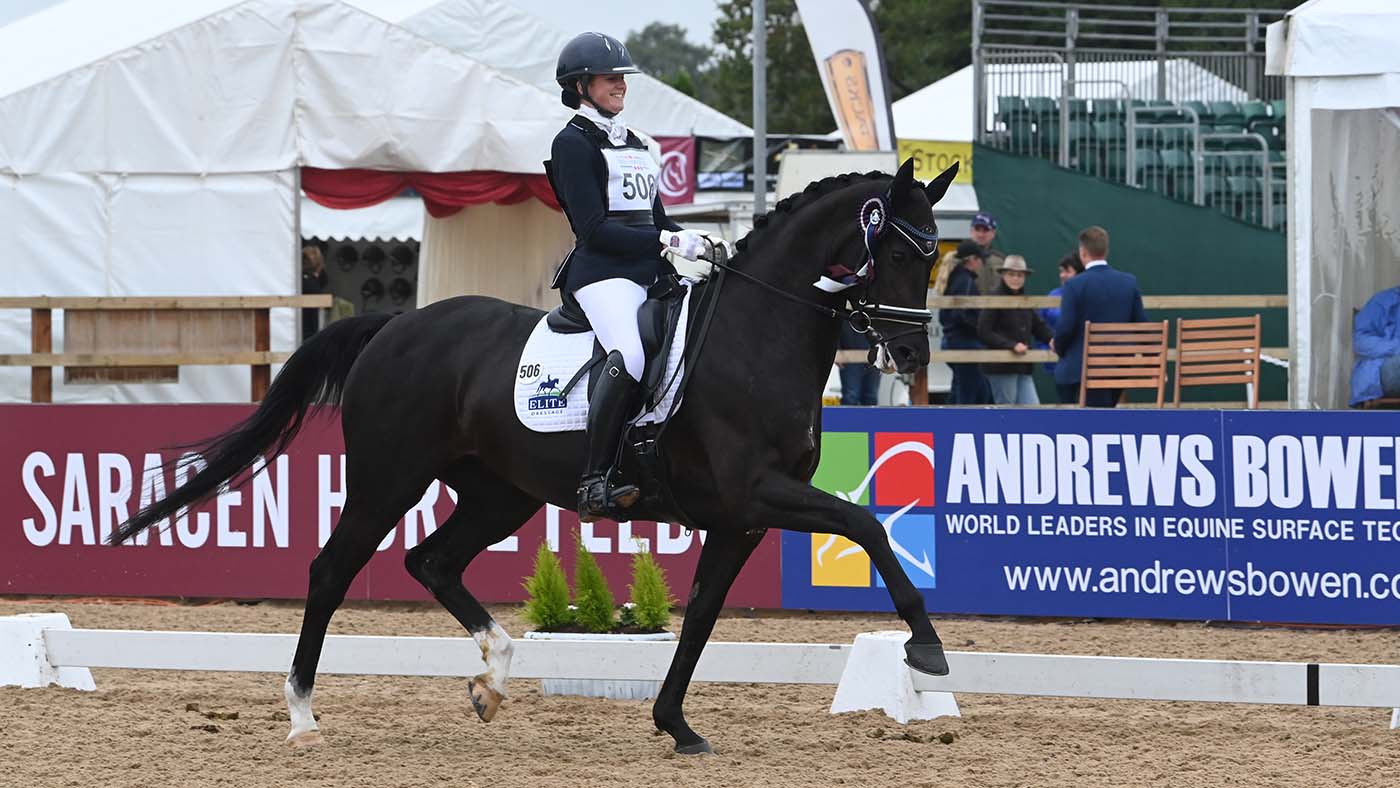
[1227,175,1265,223]
[1203,174,1232,209]
[1094,121,1128,181]
[1210,101,1244,127]
[1269,99,1287,120]
[1241,101,1270,128]
[1134,148,1164,190]
[1068,120,1096,172]
[1094,98,1126,121]
[1159,149,1195,201]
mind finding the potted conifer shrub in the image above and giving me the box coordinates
[523,533,676,700]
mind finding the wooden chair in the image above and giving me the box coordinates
[1172,315,1262,408]
[1079,320,1170,407]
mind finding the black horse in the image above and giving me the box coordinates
[111,159,960,754]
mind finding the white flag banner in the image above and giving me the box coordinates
[794,0,897,151]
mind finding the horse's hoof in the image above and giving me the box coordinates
[468,678,504,723]
[674,738,713,755]
[904,640,949,676]
[286,729,323,749]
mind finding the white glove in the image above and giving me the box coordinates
[659,229,708,261]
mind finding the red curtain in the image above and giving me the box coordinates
[300,167,559,218]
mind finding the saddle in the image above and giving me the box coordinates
[547,274,690,411]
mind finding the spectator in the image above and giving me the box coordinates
[940,240,993,405]
[1052,226,1147,407]
[970,212,1007,295]
[1038,252,1084,375]
[1349,285,1400,407]
[978,255,1052,405]
[300,245,328,342]
[1040,252,1084,329]
[838,321,881,406]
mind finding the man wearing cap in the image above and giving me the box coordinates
[970,212,1007,295]
[939,240,993,404]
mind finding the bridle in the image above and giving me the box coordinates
[703,185,939,363]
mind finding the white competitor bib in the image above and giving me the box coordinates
[514,294,692,433]
[602,146,659,212]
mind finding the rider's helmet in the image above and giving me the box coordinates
[556,32,640,110]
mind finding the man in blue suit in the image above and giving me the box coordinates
[1051,226,1148,406]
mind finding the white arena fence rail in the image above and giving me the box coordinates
[5,617,1399,728]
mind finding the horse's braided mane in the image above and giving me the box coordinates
[731,170,890,261]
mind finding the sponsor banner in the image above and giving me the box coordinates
[896,139,973,184]
[656,136,695,205]
[782,408,1400,626]
[0,405,781,607]
[794,0,896,151]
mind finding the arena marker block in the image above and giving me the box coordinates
[0,614,96,691]
[830,631,959,724]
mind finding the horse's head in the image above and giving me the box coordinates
[824,158,960,374]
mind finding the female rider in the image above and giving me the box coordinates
[548,32,710,522]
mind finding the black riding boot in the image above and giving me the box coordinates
[577,351,642,523]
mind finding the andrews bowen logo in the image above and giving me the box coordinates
[809,432,936,590]
[527,375,567,411]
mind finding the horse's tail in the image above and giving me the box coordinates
[108,313,395,545]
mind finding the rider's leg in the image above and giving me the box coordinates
[573,278,647,521]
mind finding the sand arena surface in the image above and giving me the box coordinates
[1,597,1397,788]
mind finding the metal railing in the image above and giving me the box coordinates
[974,0,1288,232]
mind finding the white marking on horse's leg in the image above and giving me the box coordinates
[284,675,322,747]
[467,623,512,723]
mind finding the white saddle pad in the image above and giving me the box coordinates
[514,292,691,433]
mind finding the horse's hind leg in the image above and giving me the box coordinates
[405,458,541,724]
[284,477,431,748]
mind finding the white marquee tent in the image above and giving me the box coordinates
[354,0,752,139]
[1267,0,1400,409]
[0,0,573,403]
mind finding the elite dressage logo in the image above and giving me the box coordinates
[809,431,937,590]
[527,374,567,411]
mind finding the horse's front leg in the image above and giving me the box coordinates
[753,474,948,675]
[652,527,765,755]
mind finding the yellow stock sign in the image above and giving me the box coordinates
[897,140,973,184]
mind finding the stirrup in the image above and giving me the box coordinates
[577,474,640,523]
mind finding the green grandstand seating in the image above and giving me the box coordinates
[1269,99,1287,119]
[1094,98,1125,119]
[1133,147,1163,184]
[1160,149,1195,200]
[1036,119,1060,157]
[1006,119,1035,154]
[1066,98,1090,119]
[1182,100,1212,123]
[998,96,1029,122]
[1241,101,1270,125]
[1156,126,1197,149]
[1202,174,1231,207]
[1026,96,1057,121]
[1224,155,1265,176]
[1210,101,1244,126]
[1227,175,1264,221]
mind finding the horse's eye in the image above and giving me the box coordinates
[891,250,907,263]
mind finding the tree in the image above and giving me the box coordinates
[704,0,832,134]
[625,23,711,97]
[872,0,971,101]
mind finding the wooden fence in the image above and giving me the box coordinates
[0,296,332,403]
[837,294,1288,406]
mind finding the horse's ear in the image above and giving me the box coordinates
[888,158,916,207]
[924,162,959,206]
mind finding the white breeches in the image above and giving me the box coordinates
[574,278,647,380]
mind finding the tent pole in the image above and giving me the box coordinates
[752,0,767,218]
